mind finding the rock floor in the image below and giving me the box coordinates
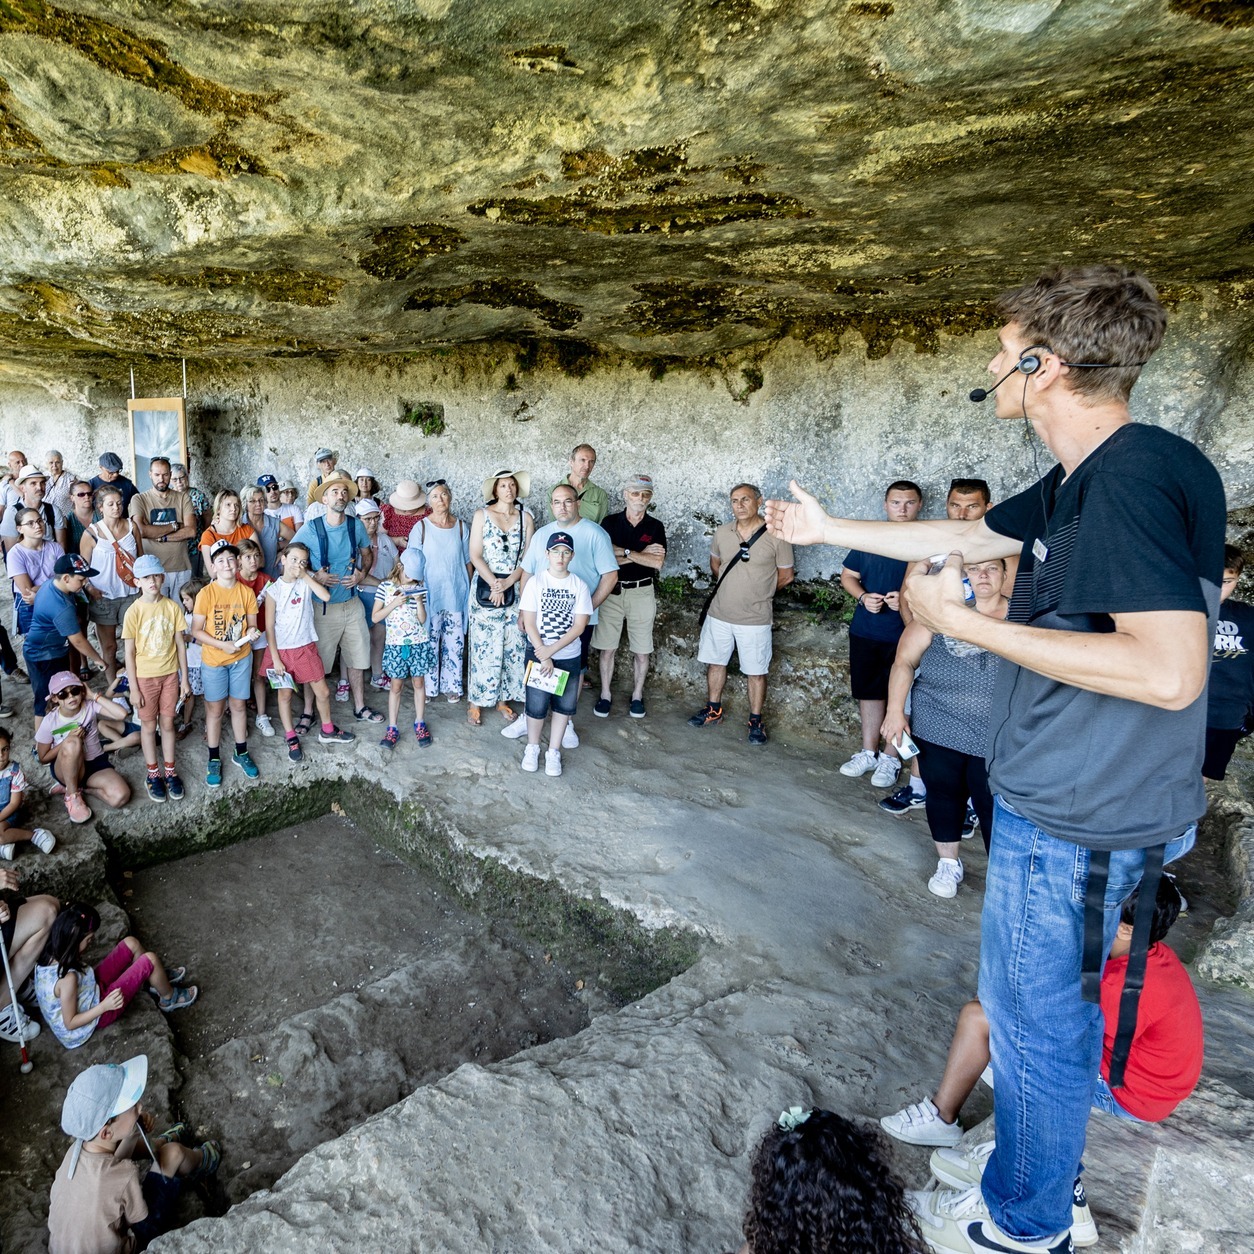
[2,670,1252,1252]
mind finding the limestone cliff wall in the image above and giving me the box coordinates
[2,297,1250,574]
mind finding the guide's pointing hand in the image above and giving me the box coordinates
[764,481,829,547]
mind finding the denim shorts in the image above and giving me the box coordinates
[1091,1074,1143,1122]
[524,649,579,719]
[202,655,252,702]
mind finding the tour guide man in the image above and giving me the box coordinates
[766,265,1224,1254]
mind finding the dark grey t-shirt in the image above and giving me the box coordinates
[983,423,1225,851]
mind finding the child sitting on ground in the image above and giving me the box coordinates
[263,542,355,762]
[35,902,196,1048]
[94,675,143,755]
[0,724,55,859]
[35,672,132,824]
[236,538,276,740]
[122,554,190,804]
[372,546,435,749]
[732,1106,927,1254]
[177,580,206,739]
[49,1053,220,1252]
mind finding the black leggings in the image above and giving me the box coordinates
[915,736,993,853]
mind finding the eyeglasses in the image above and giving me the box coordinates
[19,518,44,527]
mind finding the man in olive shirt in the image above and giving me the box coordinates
[550,444,609,524]
[128,457,197,599]
[689,483,794,744]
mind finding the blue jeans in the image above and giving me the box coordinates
[1091,1074,1143,1122]
[978,795,1194,1241]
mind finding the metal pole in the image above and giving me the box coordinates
[130,367,135,399]
[182,359,187,399]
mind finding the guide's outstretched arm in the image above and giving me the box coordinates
[764,480,1019,563]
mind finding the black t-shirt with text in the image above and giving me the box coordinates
[601,511,667,584]
[983,423,1225,851]
[1207,599,1254,730]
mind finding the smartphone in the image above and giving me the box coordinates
[893,731,920,760]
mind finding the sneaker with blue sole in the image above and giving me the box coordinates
[879,785,926,816]
[206,758,222,788]
[232,750,259,779]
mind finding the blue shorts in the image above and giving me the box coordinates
[382,641,435,680]
[202,655,252,702]
[130,1168,183,1246]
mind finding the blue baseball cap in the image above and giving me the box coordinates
[257,473,278,489]
[132,554,165,580]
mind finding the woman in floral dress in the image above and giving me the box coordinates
[466,471,532,726]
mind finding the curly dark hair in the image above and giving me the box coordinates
[742,1109,928,1254]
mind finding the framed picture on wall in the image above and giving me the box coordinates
[127,398,188,491]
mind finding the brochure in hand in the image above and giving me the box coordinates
[524,660,568,696]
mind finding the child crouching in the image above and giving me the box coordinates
[49,1053,220,1252]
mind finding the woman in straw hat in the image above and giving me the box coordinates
[466,471,533,726]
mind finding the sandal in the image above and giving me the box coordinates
[294,712,315,736]
[165,965,187,985]
[157,985,198,1012]
[466,705,482,727]
[496,702,517,722]
[187,1139,221,1184]
[176,722,193,741]
[158,1121,191,1146]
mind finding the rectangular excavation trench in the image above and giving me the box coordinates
[98,781,703,1211]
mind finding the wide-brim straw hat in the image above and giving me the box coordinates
[482,469,530,503]
[388,479,427,511]
[309,470,358,503]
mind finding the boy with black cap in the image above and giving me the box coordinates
[24,555,109,733]
[49,1053,219,1252]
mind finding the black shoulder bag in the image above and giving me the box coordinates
[474,507,523,609]
[698,524,767,628]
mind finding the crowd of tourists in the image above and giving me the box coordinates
[0,263,1248,1252]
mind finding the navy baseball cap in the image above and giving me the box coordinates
[54,554,98,577]
[257,473,279,488]
[546,531,575,552]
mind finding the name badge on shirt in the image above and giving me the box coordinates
[1032,538,1049,563]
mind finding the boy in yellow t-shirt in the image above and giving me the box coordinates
[190,541,260,788]
[122,555,190,804]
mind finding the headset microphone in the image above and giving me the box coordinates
[969,366,1020,403]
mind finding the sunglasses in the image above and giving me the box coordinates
[71,491,92,498]
[56,685,84,698]
[425,479,448,489]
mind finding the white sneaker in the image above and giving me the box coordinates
[545,749,562,777]
[0,1002,40,1042]
[871,753,902,788]
[908,1184,1073,1253]
[562,722,579,749]
[839,749,879,777]
[501,716,528,739]
[31,828,56,854]
[928,857,964,898]
[929,1144,1097,1248]
[880,1097,963,1147]
[370,674,391,691]
[256,715,275,737]
[521,744,540,772]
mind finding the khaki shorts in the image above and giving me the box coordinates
[314,597,371,672]
[136,672,180,721]
[591,584,657,654]
[88,592,139,627]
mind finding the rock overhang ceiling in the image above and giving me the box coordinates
[0,0,1251,387]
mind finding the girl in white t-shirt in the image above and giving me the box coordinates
[518,534,591,777]
[264,542,355,761]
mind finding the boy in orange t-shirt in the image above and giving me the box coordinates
[190,541,260,788]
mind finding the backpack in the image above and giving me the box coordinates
[307,515,366,611]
